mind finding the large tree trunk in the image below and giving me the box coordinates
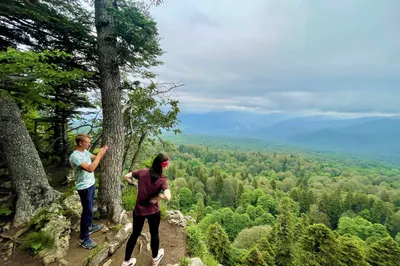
[0,95,60,227]
[95,0,124,223]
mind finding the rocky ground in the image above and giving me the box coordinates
[0,193,197,266]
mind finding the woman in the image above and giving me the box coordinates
[122,153,172,266]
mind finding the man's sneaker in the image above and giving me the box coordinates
[89,223,103,234]
[122,258,136,266]
[152,248,164,266]
[80,238,97,249]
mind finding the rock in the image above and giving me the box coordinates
[65,170,74,184]
[166,257,205,266]
[191,257,205,266]
[38,204,71,262]
[166,210,196,227]
[58,258,68,266]
[63,192,82,231]
[102,259,113,266]
[63,192,82,219]
[47,202,62,214]
[101,225,109,233]
[42,255,56,266]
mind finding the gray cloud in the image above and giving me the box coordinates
[150,0,400,115]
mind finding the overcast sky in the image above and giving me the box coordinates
[149,0,400,116]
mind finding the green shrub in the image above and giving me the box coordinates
[23,231,54,255]
[201,254,218,266]
[179,257,191,266]
[160,201,168,220]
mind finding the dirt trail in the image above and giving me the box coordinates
[3,219,187,266]
[63,219,187,266]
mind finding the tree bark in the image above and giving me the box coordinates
[95,0,124,223]
[0,95,60,227]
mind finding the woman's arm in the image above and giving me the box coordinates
[158,189,171,201]
[149,189,171,204]
[124,172,137,187]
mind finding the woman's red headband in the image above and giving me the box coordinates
[161,160,169,167]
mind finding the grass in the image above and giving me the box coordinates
[122,184,137,211]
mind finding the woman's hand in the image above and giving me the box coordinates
[149,195,159,204]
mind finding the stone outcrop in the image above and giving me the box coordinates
[38,203,71,266]
[166,210,196,227]
[166,257,209,266]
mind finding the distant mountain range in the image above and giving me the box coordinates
[177,111,400,161]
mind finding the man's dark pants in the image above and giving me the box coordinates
[77,184,95,241]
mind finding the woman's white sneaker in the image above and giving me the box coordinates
[122,258,136,266]
[152,248,164,266]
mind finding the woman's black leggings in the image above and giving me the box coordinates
[124,211,161,261]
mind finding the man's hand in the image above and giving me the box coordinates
[98,145,109,156]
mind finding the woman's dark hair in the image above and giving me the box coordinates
[150,153,169,183]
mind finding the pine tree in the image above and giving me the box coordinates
[244,246,267,266]
[195,197,205,222]
[206,223,231,264]
[256,237,275,266]
[295,224,341,266]
[274,197,297,266]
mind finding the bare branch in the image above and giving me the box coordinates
[151,82,184,96]
[68,124,101,132]
[121,100,131,114]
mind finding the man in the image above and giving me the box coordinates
[69,134,108,249]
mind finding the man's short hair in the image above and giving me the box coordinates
[75,134,91,145]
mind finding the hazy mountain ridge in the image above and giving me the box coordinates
[178,111,400,161]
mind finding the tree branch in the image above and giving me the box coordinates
[151,82,184,96]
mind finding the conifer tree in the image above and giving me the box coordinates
[295,224,341,266]
[206,222,231,264]
[244,246,267,266]
[275,197,297,266]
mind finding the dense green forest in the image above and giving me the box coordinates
[138,138,400,265]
